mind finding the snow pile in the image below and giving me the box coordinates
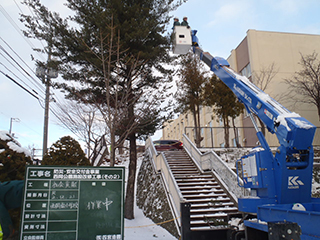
[214,148,251,170]
[292,118,314,129]
[110,153,178,240]
[0,131,12,141]
[312,179,320,196]
[124,205,177,240]
[229,218,244,231]
[275,112,300,131]
[0,130,31,157]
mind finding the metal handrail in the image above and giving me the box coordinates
[182,134,248,201]
[145,138,184,227]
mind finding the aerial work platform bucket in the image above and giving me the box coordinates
[172,26,192,55]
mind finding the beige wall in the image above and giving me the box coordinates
[245,30,320,145]
[163,30,320,147]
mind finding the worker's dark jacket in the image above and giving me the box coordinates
[0,181,24,237]
[181,20,189,27]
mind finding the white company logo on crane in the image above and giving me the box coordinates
[288,176,304,189]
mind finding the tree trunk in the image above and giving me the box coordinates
[196,105,203,147]
[118,141,124,155]
[124,132,137,219]
[110,130,116,167]
[192,105,202,148]
[232,118,241,148]
[223,116,230,148]
[125,80,137,219]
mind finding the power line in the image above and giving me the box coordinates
[0,44,46,95]
[0,70,39,100]
[0,4,46,62]
[13,0,24,15]
[0,61,44,100]
[1,2,91,146]
[0,37,46,94]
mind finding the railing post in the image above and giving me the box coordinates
[181,202,191,240]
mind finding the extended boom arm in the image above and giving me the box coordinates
[173,25,320,239]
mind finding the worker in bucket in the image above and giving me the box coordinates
[172,17,180,29]
[181,16,190,28]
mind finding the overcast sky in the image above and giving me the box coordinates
[1,0,320,154]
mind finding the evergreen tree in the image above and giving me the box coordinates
[175,53,208,147]
[0,132,32,182]
[21,0,184,219]
[42,136,90,166]
[204,75,244,148]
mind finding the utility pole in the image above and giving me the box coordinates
[43,70,50,157]
[36,51,58,158]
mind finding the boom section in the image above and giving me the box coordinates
[191,31,315,150]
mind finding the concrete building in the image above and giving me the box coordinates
[163,30,320,148]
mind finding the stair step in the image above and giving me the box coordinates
[177,181,219,186]
[183,193,228,200]
[190,207,238,215]
[162,149,238,230]
[181,189,225,195]
[190,202,235,209]
[185,197,232,204]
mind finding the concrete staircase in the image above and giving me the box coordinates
[163,150,239,231]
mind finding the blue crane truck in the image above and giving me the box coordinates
[173,26,320,240]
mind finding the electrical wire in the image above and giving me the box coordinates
[0,70,39,100]
[0,4,46,62]
[0,37,46,93]
[0,45,46,96]
[0,61,43,100]
[1,2,88,144]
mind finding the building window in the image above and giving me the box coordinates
[241,63,251,78]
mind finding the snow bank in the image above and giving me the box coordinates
[0,131,12,141]
[0,131,31,157]
[112,153,178,239]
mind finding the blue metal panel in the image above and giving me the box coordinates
[238,197,277,213]
[273,145,314,204]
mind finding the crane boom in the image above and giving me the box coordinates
[173,26,320,239]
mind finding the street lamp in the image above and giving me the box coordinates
[9,118,20,135]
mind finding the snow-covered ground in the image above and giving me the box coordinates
[124,205,177,240]
[119,153,178,240]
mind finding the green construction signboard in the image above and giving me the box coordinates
[20,166,125,240]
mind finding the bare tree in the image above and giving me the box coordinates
[54,100,107,163]
[285,52,320,120]
[252,63,278,93]
[252,62,279,136]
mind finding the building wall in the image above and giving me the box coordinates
[163,30,320,147]
[244,30,320,145]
